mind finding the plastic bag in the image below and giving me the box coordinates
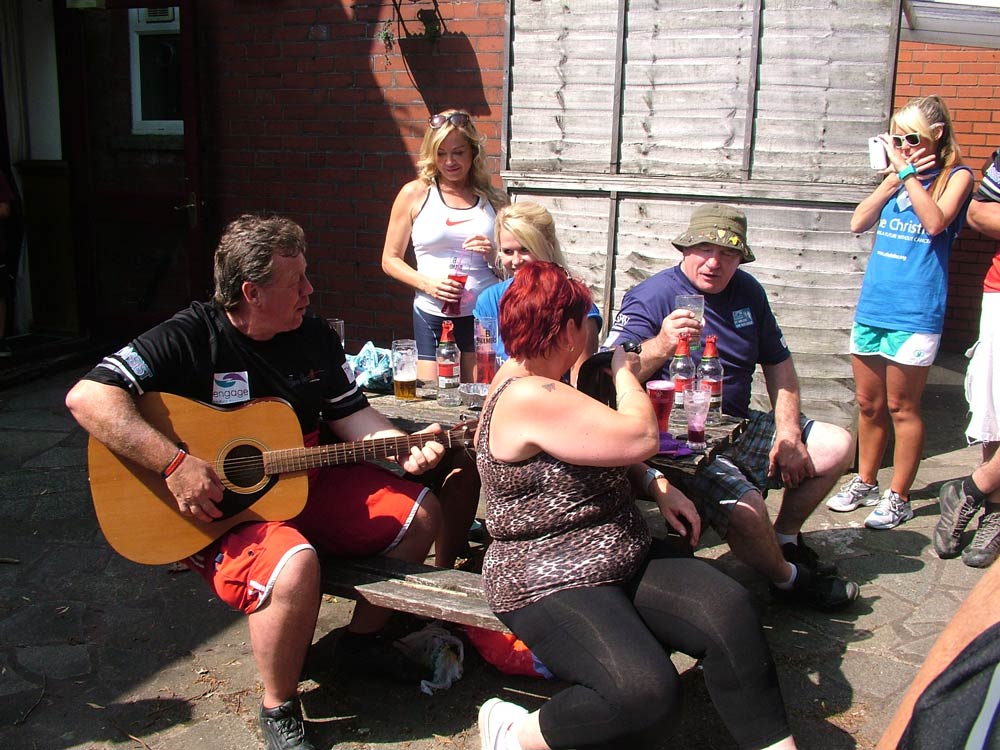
[394,622,465,695]
[346,341,394,393]
[464,626,553,679]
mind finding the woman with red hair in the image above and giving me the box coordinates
[475,261,797,750]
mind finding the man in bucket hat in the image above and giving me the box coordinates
[605,203,859,611]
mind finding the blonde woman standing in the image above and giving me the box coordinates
[828,95,974,529]
[382,110,508,382]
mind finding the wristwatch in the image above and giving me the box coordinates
[644,467,665,495]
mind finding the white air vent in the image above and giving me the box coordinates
[130,7,179,32]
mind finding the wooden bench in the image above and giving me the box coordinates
[320,556,509,633]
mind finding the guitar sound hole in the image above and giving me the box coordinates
[223,445,266,489]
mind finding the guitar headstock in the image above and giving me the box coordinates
[446,419,478,448]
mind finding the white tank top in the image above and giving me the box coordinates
[411,182,498,317]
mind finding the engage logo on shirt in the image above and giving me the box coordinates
[732,308,754,329]
[213,371,250,405]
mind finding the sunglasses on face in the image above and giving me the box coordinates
[890,122,944,149]
[429,112,471,129]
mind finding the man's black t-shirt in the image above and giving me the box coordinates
[84,301,367,434]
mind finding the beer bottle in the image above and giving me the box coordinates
[436,320,461,406]
[668,332,696,408]
[697,335,724,425]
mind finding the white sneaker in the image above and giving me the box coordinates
[864,489,914,530]
[479,697,528,750]
[826,475,880,512]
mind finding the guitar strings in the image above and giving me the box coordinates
[206,427,471,473]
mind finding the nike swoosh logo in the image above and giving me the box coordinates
[445,218,473,226]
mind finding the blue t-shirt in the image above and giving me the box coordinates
[604,265,790,418]
[474,276,603,363]
[855,166,972,334]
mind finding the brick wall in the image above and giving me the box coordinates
[895,41,1000,352]
[198,0,506,349]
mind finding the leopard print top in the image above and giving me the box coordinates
[476,377,651,613]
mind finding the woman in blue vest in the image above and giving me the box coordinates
[828,95,973,530]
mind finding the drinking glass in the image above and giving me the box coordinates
[675,293,705,350]
[685,388,711,450]
[645,380,675,441]
[474,317,499,384]
[326,318,345,343]
[391,339,419,401]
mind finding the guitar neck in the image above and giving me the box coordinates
[263,430,458,475]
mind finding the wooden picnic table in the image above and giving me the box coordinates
[365,386,747,477]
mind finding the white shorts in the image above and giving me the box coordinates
[965,293,1000,444]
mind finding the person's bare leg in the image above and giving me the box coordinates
[852,354,890,485]
[417,358,437,384]
[434,450,481,568]
[347,492,441,633]
[774,421,854,535]
[248,548,321,708]
[884,361,931,498]
[973,442,1000,502]
[725,490,796,584]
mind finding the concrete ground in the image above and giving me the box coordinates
[0,352,990,750]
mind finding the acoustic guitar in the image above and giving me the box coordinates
[87,392,475,565]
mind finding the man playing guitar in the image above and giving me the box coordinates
[66,213,447,750]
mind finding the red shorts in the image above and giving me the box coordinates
[186,463,428,614]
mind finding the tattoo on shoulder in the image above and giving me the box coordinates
[541,383,556,392]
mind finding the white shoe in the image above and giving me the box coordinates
[479,697,528,750]
[826,475,880,512]
[864,489,915,530]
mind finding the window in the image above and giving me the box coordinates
[128,7,182,135]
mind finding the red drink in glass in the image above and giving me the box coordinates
[441,273,468,316]
[687,427,706,444]
[645,380,675,436]
[476,347,497,383]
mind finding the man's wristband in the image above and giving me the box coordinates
[161,446,187,479]
[897,164,918,181]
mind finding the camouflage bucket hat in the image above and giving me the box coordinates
[671,203,755,263]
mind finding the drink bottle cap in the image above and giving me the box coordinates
[675,332,691,356]
[441,320,455,342]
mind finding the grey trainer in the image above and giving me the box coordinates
[934,479,983,559]
[962,511,1000,569]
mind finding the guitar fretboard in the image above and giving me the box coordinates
[263,430,461,474]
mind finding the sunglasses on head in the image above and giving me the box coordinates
[429,112,471,129]
[890,122,944,149]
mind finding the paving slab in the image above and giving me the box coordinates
[0,356,990,750]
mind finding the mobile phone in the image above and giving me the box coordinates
[868,136,888,170]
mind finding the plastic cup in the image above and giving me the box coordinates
[391,339,419,401]
[685,388,711,450]
[676,293,705,349]
[645,380,675,438]
[475,317,498,384]
[441,273,468,316]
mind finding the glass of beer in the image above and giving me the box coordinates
[645,380,675,441]
[391,339,419,401]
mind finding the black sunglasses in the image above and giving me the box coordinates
[429,112,471,129]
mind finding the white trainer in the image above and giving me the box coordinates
[826,475,880,512]
[479,697,528,750]
[864,489,915,530]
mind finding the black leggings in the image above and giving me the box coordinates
[498,542,790,750]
